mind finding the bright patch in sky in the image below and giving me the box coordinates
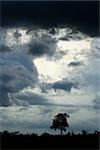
[57,39,92,51]
[6,28,32,46]
[34,38,92,83]
[34,58,62,82]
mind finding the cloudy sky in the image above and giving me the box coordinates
[0,1,100,134]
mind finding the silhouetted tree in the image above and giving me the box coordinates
[50,113,70,135]
[82,130,86,135]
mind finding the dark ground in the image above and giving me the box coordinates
[1,131,100,149]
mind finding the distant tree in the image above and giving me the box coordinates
[50,113,70,135]
[82,130,86,135]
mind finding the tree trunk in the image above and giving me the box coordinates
[61,129,63,135]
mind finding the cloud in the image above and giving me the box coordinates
[0,26,99,134]
[0,28,7,46]
[0,50,38,107]
[36,80,79,93]
[80,59,100,92]
[28,35,57,57]
[52,80,78,92]
[93,96,100,110]
[12,90,75,107]
[91,38,100,57]
[0,45,12,53]
[58,28,88,41]
[68,61,82,67]
[14,91,50,106]
[11,90,88,110]
[78,38,100,92]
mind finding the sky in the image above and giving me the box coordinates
[0,1,100,134]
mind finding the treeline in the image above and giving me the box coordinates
[1,130,100,149]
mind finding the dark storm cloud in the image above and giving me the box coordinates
[0,74,13,83]
[38,80,79,93]
[14,92,50,106]
[52,80,78,92]
[0,45,12,53]
[14,91,74,107]
[0,50,38,107]
[68,61,82,67]
[28,35,57,57]
[1,1,99,36]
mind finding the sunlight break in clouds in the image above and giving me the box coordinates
[34,37,92,83]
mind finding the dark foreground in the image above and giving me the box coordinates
[1,131,100,149]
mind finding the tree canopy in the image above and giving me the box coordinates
[50,113,69,135]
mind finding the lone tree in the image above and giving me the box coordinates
[50,113,70,135]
